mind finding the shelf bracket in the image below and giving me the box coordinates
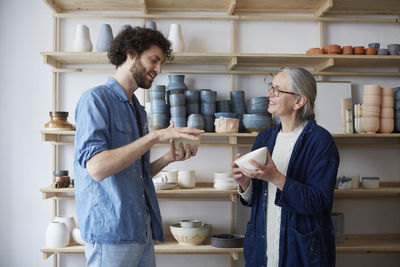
[314,0,333,18]
[228,136,237,145]
[314,58,334,72]
[42,251,54,259]
[230,252,239,261]
[43,0,61,13]
[227,0,236,15]
[228,57,237,70]
[140,0,148,14]
[43,55,58,68]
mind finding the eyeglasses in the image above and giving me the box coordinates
[267,83,300,97]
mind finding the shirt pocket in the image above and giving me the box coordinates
[291,227,321,267]
[114,120,134,147]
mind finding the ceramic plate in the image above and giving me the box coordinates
[154,182,177,190]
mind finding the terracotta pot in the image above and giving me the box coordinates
[379,118,394,133]
[381,96,394,108]
[362,117,380,134]
[364,85,381,95]
[342,46,353,55]
[381,107,394,118]
[306,48,325,55]
[365,48,376,55]
[325,44,342,54]
[382,87,394,96]
[362,105,380,117]
[353,46,365,55]
[363,94,381,106]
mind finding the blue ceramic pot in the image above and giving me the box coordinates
[145,21,157,30]
[96,24,114,52]
[394,87,400,100]
[185,90,200,103]
[368,43,380,49]
[187,114,205,130]
[170,106,186,117]
[151,99,167,114]
[214,112,238,119]
[151,113,168,130]
[201,103,216,115]
[242,114,273,133]
[387,44,400,55]
[377,48,388,55]
[200,90,217,103]
[230,91,245,102]
[150,85,166,101]
[231,101,247,115]
[216,100,231,112]
[169,93,185,106]
[187,102,200,114]
[167,75,188,91]
[171,116,187,127]
[202,115,215,132]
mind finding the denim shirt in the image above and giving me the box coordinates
[73,77,163,244]
[240,120,339,267]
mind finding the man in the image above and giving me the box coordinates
[74,26,203,267]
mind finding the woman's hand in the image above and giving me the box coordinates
[232,153,251,191]
[238,149,286,190]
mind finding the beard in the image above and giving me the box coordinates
[130,59,153,89]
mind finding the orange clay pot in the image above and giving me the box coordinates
[353,46,365,55]
[365,48,377,55]
[342,46,353,55]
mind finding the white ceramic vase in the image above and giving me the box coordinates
[96,24,113,52]
[72,228,85,245]
[168,24,185,52]
[45,222,70,248]
[54,216,76,234]
[72,24,93,52]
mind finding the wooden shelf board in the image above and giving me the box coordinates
[334,182,400,198]
[337,234,400,253]
[44,0,400,15]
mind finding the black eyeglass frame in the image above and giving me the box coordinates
[267,82,301,97]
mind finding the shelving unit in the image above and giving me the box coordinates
[40,0,400,266]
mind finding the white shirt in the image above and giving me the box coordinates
[239,122,306,267]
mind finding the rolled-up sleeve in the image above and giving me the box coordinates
[74,91,110,168]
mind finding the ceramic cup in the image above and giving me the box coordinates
[160,170,178,183]
[178,170,196,188]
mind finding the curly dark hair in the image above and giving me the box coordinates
[108,26,173,67]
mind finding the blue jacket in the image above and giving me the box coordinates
[240,120,339,267]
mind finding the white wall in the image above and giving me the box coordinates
[0,1,399,267]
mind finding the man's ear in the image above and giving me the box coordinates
[293,95,307,111]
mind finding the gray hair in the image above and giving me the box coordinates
[279,67,317,122]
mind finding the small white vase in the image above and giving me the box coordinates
[72,24,93,52]
[96,24,113,52]
[45,222,70,248]
[54,216,76,234]
[72,228,85,245]
[168,24,185,52]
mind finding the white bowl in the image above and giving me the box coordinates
[180,219,202,228]
[72,227,85,245]
[234,147,267,171]
[214,182,237,190]
[172,138,200,152]
[170,223,211,246]
[213,172,231,179]
[154,182,177,190]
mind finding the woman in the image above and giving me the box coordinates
[232,67,339,267]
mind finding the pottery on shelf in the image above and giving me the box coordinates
[170,223,211,246]
[96,24,113,52]
[72,24,93,52]
[45,222,70,248]
[362,117,380,134]
[187,114,205,130]
[167,74,188,91]
[353,46,365,55]
[214,117,239,133]
[145,20,157,30]
[368,43,380,49]
[180,219,202,228]
[387,44,400,55]
[177,170,196,188]
[365,48,376,55]
[380,118,394,133]
[363,84,381,95]
[72,228,85,245]
[342,46,353,55]
[235,147,267,171]
[168,23,185,52]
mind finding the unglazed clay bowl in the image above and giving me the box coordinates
[235,147,267,171]
[362,117,380,134]
[365,48,376,55]
[364,85,381,95]
[362,105,380,118]
[382,96,394,108]
[363,94,381,106]
[342,46,353,55]
[353,46,365,55]
[379,118,394,133]
[382,87,394,96]
[170,223,211,246]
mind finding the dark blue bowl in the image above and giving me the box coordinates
[214,112,238,119]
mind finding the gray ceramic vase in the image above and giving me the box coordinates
[96,24,114,52]
[145,21,157,30]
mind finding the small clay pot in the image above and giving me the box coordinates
[353,46,365,55]
[365,48,376,55]
[306,48,325,55]
[364,84,381,95]
[362,117,380,134]
[382,96,394,108]
[362,105,380,118]
[363,94,381,106]
[379,118,394,133]
[325,44,342,54]
[342,46,353,55]
[381,107,394,119]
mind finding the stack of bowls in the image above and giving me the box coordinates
[362,85,381,134]
[200,89,217,132]
[170,221,211,246]
[247,97,270,116]
[230,91,247,132]
[149,85,168,130]
[213,172,237,190]
[380,87,394,133]
[216,100,231,112]
[394,87,400,132]
[185,90,200,115]
[169,92,186,127]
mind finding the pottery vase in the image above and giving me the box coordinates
[145,21,157,30]
[45,222,70,248]
[96,24,114,52]
[167,74,188,91]
[168,24,185,52]
[72,24,93,52]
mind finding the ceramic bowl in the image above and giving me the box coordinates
[169,93,185,106]
[72,228,85,245]
[377,48,388,55]
[381,107,394,119]
[365,48,376,55]
[211,234,244,248]
[235,147,267,171]
[201,103,216,115]
[379,118,394,133]
[214,117,239,133]
[364,85,381,95]
[180,219,202,228]
[353,46,365,55]
[200,90,217,103]
[187,114,205,130]
[170,223,211,246]
[171,116,187,127]
[213,172,231,179]
[387,44,400,55]
[382,87,394,96]
[216,100,231,112]
[214,112,238,119]
[362,177,380,189]
[362,105,380,117]
[362,117,380,134]
[337,176,352,190]
[185,90,200,103]
[342,46,353,55]
[172,138,200,152]
[368,43,380,49]
[213,177,237,190]
[242,114,273,133]
[363,94,381,106]
[382,96,394,108]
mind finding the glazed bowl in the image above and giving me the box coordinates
[368,43,380,49]
[234,147,267,171]
[180,219,202,228]
[387,44,400,55]
[214,112,238,119]
[213,177,237,190]
[211,234,244,248]
[170,223,211,246]
[377,48,388,55]
[216,100,231,113]
[242,114,273,133]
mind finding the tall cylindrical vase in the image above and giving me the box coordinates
[72,24,93,52]
[168,24,185,52]
[96,24,114,52]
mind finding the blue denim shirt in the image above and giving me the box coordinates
[240,120,339,267]
[73,77,163,244]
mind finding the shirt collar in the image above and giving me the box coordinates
[107,77,129,102]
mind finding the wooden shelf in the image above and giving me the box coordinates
[334,182,400,199]
[44,0,400,16]
[40,233,400,259]
[40,183,238,201]
[40,52,400,76]
[40,130,400,147]
[336,234,400,253]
